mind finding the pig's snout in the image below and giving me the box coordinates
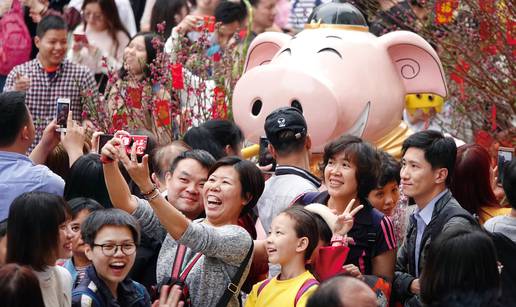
[233,66,340,149]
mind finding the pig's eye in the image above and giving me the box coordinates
[317,48,342,59]
[280,48,291,55]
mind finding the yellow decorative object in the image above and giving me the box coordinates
[241,144,260,159]
[405,93,445,115]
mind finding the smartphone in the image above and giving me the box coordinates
[259,136,276,172]
[120,135,149,156]
[498,147,514,184]
[97,134,114,154]
[56,98,70,132]
[73,33,89,45]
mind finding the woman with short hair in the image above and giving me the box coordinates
[296,135,397,284]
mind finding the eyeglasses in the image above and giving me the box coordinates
[92,243,137,256]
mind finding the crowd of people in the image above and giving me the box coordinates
[0,89,515,307]
[0,0,515,306]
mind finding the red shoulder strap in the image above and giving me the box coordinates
[256,278,272,297]
[179,252,203,282]
[171,244,187,279]
[294,278,319,306]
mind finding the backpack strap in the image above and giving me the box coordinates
[73,287,102,307]
[256,278,272,296]
[294,278,319,306]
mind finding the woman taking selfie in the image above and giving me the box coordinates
[101,139,264,306]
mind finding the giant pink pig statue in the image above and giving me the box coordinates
[232,3,448,156]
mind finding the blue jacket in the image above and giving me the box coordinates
[72,265,150,307]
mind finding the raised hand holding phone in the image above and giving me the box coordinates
[498,147,515,184]
[61,111,86,166]
[117,141,153,192]
[72,33,89,52]
[56,98,70,132]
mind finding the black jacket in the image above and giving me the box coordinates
[393,190,478,306]
[72,266,151,307]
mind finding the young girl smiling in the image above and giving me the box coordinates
[245,206,320,307]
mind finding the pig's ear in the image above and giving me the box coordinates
[243,32,292,73]
[379,31,448,97]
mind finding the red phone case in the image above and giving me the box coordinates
[120,135,148,156]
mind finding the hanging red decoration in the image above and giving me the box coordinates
[154,99,171,127]
[112,112,128,130]
[450,60,469,100]
[491,104,497,131]
[170,63,184,90]
[507,19,516,46]
[212,87,227,119]
[126,86,142,109]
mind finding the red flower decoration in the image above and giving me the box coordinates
[156,21,166,34]
[434,0,458,24]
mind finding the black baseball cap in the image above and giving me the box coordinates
[264,107,307,147]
